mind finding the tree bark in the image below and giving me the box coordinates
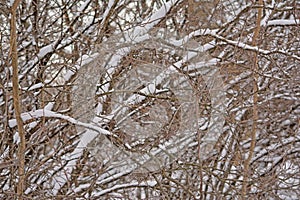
[10,0,26,199]
[241,0,263,199]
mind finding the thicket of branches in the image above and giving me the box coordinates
[0,0,299,199]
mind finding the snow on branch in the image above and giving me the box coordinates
[125,0,181,41]
[96,181,157,196]
[78,0,92,13]
[42,2,184,191]
[8,109,112,136]
[208,33,300,61]
[142,0,181,31]
[267,19,299,26]
[97,0,182,113]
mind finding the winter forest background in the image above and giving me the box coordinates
[0,0,299,199]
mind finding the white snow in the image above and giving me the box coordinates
[207,32,300,60]
[8,109,111,136]
[169,29,218,47]
[79,0,91,12]
[24,82,44,91]
[44,102,54,110]
[38,44,54,59]
[143,0,179,31]
[101,0,117,26]
[9,0,15,6]
[96,181,157,196]
[267,19,300,26]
